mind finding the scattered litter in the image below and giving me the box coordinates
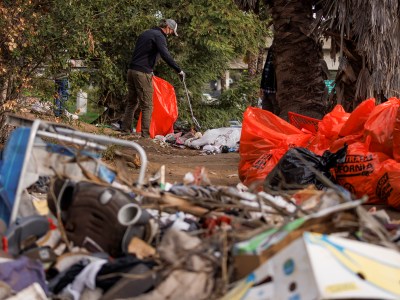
[227,174,238,178]
[0,112,398,300]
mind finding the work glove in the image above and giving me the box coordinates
[178,70,185,81]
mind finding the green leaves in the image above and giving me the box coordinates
[1,0,265,128]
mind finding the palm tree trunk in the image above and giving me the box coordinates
[246,50,258,78]
[271,0,327,120]
[330,37,367,112]
[256,46,264,75]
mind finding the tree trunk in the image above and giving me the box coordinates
[220,72,227,93]
[256,46,264,75]
[246,50,258,78]
[0,77,17,144]
[330,37,367,112]
[271,0,327,120]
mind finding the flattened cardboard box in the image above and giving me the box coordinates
[232,232,400,300]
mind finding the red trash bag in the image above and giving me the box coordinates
[136,76,178,138]
[329,134,364,153]
[391,98,400,161]
[339,98,376,137]
[364,97,400,157]
[318,105,349,140]
[242,148,287,187]
[306,105,349,156]
[239,107,312,185]
[380,159,400,210]
[311,99,375,154]
[334,138,390,204]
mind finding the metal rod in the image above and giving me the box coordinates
[182,78,201,130]
[52,127,148,184]
[37,131,107,151]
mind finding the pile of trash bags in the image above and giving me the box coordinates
[0,115,399,300]
[239,97,400,210]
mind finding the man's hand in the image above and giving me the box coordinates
[178,70,185,81]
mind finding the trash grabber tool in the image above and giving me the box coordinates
[182,77,201,131]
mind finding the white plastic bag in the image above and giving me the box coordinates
[188,127,241,149]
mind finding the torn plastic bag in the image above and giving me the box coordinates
[264,145,347,191]
[136,76,178,138]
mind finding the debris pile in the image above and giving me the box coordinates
[0,115,399,300]
[153,126,241,154]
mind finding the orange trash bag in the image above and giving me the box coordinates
[306,105,348,156]
[239,107,312,185]
[242,148,287,187]
[308,99,375,154]
[364,97,400,157]
[391,98,400,161]
[318,105,349,140]
[339,98,376,137]
[379,159,400,210]
[136,76,178,138]
[334,138,390,204]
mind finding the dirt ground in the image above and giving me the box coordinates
[7,112,241,186]
[124,137,241,186]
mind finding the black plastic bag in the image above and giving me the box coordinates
[264,145,347,191]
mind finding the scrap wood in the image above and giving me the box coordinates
[130,186,213,217]
[127,237,156,259]
[160,193,211,216]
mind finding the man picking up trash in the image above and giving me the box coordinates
[120,19,185,138]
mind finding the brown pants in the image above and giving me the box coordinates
[122,69,153,137]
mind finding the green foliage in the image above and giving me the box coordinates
[54,0,263,106]
[218,74,259,109]
[178,95,243,130]
[1,0,265,130]
[177,75,260,130]
[157,0,265,95]
[25,78,55,102]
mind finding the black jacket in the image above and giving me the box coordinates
[260,47,276,93]
[128,27,181,74]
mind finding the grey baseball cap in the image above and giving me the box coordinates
[166,19,178,36]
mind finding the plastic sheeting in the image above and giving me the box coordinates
[188,127,241,149]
